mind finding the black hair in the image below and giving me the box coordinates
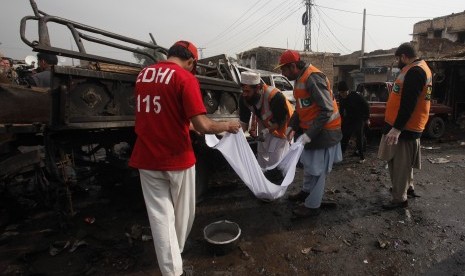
[240,83,261,89]
[1,57,13,65]
[167,44,194,61]
[295,60,306,70]
[37,52,58,65]
[395,43,417,58]
[283,60,306,70]
[337,81,349,91]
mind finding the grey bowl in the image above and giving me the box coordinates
[203,220,241,255]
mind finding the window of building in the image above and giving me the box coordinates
[457,31,465,43]
[434,29,443,38]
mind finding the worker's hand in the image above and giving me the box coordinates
[285,127,295,142]
[227,121,241,134]
[301,133,311,145]
[385,128,401,145]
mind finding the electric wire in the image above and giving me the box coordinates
[208,0,299,52]
[312,11,347,53]
[206,0,294,49]
[316,4,361,31]
[314,4,432,19]
[203,0,267,46]
[205,0,283,48]
[314,6,352,53]
[225,2,304,54]
[366,31,381,50]
[293,19,304,50]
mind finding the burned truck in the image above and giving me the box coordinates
[0,0,242,210]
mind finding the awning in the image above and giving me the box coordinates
[361,66,388,74]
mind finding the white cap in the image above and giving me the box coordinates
[240,71,261,85]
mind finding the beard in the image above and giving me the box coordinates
[244,93,260,105]
[285,72,298,81]
[397,60,406,69]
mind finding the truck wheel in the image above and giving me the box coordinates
[425,116,445,139]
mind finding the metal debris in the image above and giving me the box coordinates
[301,247,312,254]
[342,239,352,246]
[69,239,88,253]
[141,235,152,241]
[49,241,71,256]
[84,217,95,224]
[377,238,391,249]
[427,157,451,164]
[421,146,440,150]
[0,231,19,243]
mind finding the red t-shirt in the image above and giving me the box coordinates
[129,61,206,170]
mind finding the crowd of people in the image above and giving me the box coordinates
[128,41,432,275]
[2,41,431,276]
[0,52,57,87]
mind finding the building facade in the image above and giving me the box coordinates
[413,11,465,44]
[237,47,338,87]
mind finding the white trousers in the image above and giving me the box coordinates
[139,167,196,276]
[257,134,290,168]
[300,143,342,208]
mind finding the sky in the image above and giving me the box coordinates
[1,0,464,65]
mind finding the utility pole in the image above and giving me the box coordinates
[360,8,366,69]
[303,0,312,52]
[198,47,205,59]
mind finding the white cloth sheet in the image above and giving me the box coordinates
[205,129,304,201]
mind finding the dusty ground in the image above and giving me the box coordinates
[1,128,465,276]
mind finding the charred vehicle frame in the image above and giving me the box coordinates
[0,0,242,212]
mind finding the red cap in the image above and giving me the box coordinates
[174,40,198,61]
[276,50,300,69]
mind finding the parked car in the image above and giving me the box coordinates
[356,82,453,138]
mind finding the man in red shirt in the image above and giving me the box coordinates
[129,40,241,276]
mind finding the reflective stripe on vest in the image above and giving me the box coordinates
[260,85,275,121]
[294,65,341,130]
[385,60,432,132]
[246,84,294,139]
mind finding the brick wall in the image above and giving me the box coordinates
[416,37,465,58]
[413,11,465,42]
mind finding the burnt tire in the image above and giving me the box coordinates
[425,116,445,139]
[69,83,110,116]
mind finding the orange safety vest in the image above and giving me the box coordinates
[385,60,432,132]
[247,84,294,139]
[293,65,341,130]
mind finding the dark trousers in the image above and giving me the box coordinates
[341,120,366,159]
